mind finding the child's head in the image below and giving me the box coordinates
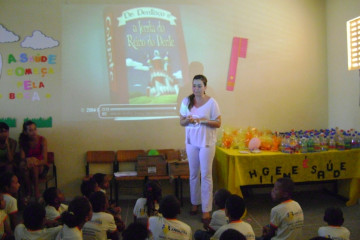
[81,178,100,199]
[271,177,294,202]
[220,229,246,240]
[61,196,92,228]
[89,191,108,213]
[43,187,65,208]
[92,173,110,190]
[0,122,9,142]
[23,202,46,230]
[323,207,344,226]
[225,194,245,221]
[214,188,231,209]
[159,195,180,219]
[0,193,6,210]
[122,222,149,240]
[0,171,20,194]
[144,180,162,216]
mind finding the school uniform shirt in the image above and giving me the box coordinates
[211,220,255,240]
[208,209,228,232]
[82,212,117,240]
[180,97,221,147]
[148,216,192,240]
[56,225,83,240]
[318,226,350,240]
[46,204,69,221]
[270,199,304,240]
[14,224,62,240]
[3,193,17,215]
[0,210,8,239]
[133,198,159,219]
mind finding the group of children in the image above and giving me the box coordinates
[0,169,352,240]
[0,121,352,239]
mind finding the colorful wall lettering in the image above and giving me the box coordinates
[0,118,16,127]
[24,117,52,128]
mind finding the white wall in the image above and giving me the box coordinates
[327,0,360,130]
[0,0,330,197]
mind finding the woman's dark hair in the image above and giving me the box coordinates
[225,194,245,220]
[43,187,58,205]
[122,222,149,240]
[23,202,46,230]
[89,191,107,213]
[61,196,91,228]
[323,207,344,226]
[159,195,180,219]
[0,171,16,193]
[19,120,36,152]
[143,180,162,217]
[214,188,231,209]
[187,74,208,110]
[220,229,246,240]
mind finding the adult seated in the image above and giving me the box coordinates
[0,122,17,174]
[19,120,48,201]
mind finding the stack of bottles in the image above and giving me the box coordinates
[279,128,360,154]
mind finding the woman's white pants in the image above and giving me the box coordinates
[186,143,215,213]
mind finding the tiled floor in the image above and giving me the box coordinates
[119,189,360,240]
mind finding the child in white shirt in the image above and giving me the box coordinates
[195,188,231,240]
[0,193,12,239]
[148,195,192,240]
[14,202,62,240]
[56,196,92,240]
[211,194,255,240]
[43,187,68,226]
[82,191,119,240]
[318,207,350,240]
[133,180,162,224]
[259,177,304,240]
[0,172,20,231]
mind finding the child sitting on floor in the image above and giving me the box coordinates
[133,180,162,224]
[0,172,20,231]
[148,195,192,240]
[211,194,255,240]
[0,193,13,240]
[83,191,120,240]
[14,202,62,240]
[56,196,92,240]
[318,207,350,240]
[259,177,304,240]
[194,188,231,240]
[81,178,100,199]
[43,187,68,226]
[92,173,110,194]
[122,222,149,240]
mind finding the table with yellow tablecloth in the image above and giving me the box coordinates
[215,147,360,206]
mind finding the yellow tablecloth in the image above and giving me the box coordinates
[215,147,360,206]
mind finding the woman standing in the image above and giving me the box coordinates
[19,120,48,201]
[179,74,221,222]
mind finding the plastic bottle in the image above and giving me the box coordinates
[328,136,336,150]
[313,135,321,152]
[336,134,345,151]
[319,133,328,151]
[299,137,308,153]
[351,134,358,149]
[307,135,314,153]
[344,133,351,150]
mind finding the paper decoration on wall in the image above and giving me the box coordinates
[23,117,52,128]
[21,30,59,50]
[0,118,16,127]
[0,25,20,43]
[226,37,248,91]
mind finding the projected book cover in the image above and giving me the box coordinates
[103,6,188,120]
